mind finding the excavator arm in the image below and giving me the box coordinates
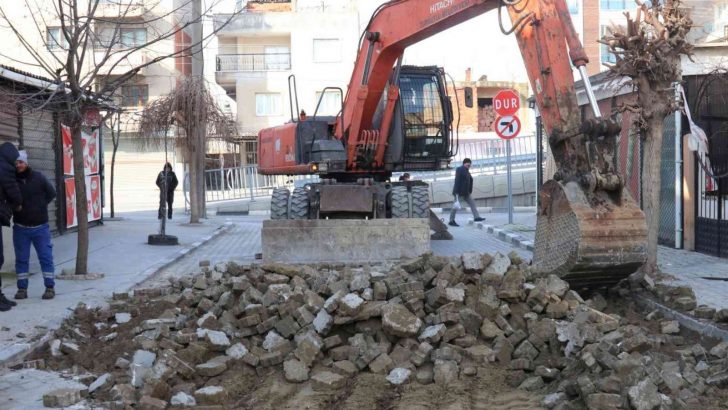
[337,0,647,287]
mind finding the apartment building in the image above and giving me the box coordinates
[214,0,360,166]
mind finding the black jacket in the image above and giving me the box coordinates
[14,167,56,226]
[452,165,473,196]
[156,170,179,198]
[0,142,22,209]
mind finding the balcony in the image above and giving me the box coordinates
[216,53,291,72]
[244,0,292,12]
[95,0,145,18]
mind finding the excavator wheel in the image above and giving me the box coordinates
[391,186,410,218]
[411,186,430,218]
[532,180,647,289]
[271,188,290,220]
[289,187,310,219]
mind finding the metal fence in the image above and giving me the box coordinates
[202,135,537,203]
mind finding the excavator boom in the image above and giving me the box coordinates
[258,0,647,287]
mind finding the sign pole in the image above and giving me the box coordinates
[507,138,513,224]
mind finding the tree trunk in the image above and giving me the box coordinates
[189,140,200,224]
[110,139,118,219]
[71,119,89,275]
[641,116,665,274]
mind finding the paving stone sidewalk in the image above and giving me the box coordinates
[0,210,229,367]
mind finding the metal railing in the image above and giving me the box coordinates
[204,166,318,202]
[203,135,536,203]
[216,53,291,72]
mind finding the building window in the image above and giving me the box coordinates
[600,26,618,65]
[121,84,149,107]
[600,0,627,10]
[313,39,341,63]
[97,27,146,49]
[314,90,342,116]
[47,27,69,50]
[255,93,282,116]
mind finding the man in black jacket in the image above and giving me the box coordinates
[0,143,22,311]
[157,162,179,219]
[448,158,484,227]
[13,150,57,300]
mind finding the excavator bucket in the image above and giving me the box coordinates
[532,180,647,289]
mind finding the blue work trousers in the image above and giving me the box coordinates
[14,224,54,289]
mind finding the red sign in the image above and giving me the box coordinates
[493,89,520,116]
[494,115,521,140]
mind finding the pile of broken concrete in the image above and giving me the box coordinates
[40,252,728,409]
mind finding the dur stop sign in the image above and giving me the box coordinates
[493,89,520,116]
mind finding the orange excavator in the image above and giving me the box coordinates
[258,0,647,288]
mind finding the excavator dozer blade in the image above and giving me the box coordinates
[532,180,647,289]
[429,209,453,240]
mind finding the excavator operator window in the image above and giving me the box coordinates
[399,73,447,160]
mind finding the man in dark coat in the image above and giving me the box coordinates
[448,158,484,227]
[157,162,179,219]
[0,143,21,310]
[13,150,57,300]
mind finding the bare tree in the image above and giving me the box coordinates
[139,76,236,223]
[0,0,239,275]
[601,0,693,274]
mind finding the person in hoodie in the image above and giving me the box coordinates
[0,143,22,311]
[156,162,179,220]
[12,150,57,300]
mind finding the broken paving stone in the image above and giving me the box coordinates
[586,393,623,410]
[43,388,83,407]
[194,386,227,405]
[262,331,287,352]
[132,350,157,368]
[673,296,697,311]
[50,339,62,357]
[332,360,358,376]
[387,368,412,385]
[115,312,131,324]
[89,373,112,394]
[196,356,230,377]
[60,341,80,355]
[714,308,728,323]
[226,343,248,360]
[139,395,167,410]
[284,359,310,383]
[170,392,196,407]
[628,379,662,410]
[518,376,544,391]
[369,353,394,374]
[661,320,680,335]
[418,324,446,343]
[205,330,231,351]
[694,305,716,320]
[294,338,321,367]
[485,252,510,276]
[433,360,459,386]
[542,392,567,409]
[311,371,347,391]
[339,293,365,316]
[313,309,333,335]
[382,303,423,338]
[545,275,569,298]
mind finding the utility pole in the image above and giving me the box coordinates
[192,0,206,219]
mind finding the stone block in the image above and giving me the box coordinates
[311,371,347,391]
[284,359,310,383]
[433,360,459,386]
[194,386,227,405]
[382,304,423,337]
[43,388,83,407]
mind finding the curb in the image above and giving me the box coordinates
[632,292,728,342]
[0,222,233,369]
[476,223,534,252]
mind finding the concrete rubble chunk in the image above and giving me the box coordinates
[262,331,287,352]
[418,324,446,343]
[382,303,423,337]
[484,252,510,276]
[226,342,249,360]
[50,339,62,357]
[115,312,132,324]
[586,393,623,410]
[339,293,365,316]
[518,376,544,391]
[133,350,157,368]
[313,309,333,335]
[387,367,412,385]
[709,341,728,358]
[170,391,197,407]
[461,252,485,273]
[196,356,230,377]
[542,392,567,409]
[205,330,231,350]
[60,341,80,355]
[660,320,680,335]
[498,269,525,301]
[139,395,167,410]
[43,388,83,408]
[311,371,347,391]
[88,373,112,394]
[369,353,394,374]
[284,359,310,383]
[628,379,661,410]
[545,275,569,298]
[434,360,459,386]
[194,386,227,405]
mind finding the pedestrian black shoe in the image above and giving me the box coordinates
[474,217,485,222]
[0,302,10,312]
[42,288,55,300]
[0,293,17,307]
[448,221,460,227]
[14,288,27,300]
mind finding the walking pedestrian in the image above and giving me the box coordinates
[0,143,22,311]
[448,158,484,227]
[13,150,57,300]
[156,162,179,220]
